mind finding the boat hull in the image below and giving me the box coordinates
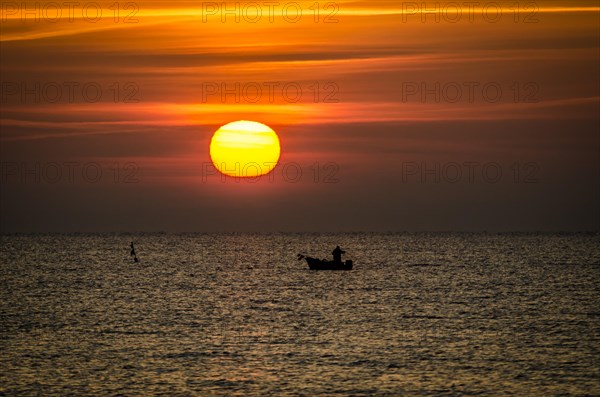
[305,257,353,270]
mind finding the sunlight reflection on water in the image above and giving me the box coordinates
[1,233,599,395]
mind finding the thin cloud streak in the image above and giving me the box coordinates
[2,4,599,42]
[2,96,597,142]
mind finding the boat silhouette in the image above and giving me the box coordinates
[298,254,353,270]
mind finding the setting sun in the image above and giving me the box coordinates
[209,120,281,178]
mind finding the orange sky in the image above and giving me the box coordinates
[1,1,599,231]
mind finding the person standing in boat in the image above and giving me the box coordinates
[332,246,345,264]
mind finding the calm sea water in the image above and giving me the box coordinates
[1,233,599,396]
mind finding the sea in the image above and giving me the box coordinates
[1,233,599,396]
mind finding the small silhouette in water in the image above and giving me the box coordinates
[332,246,345,264]
[130,241,139,263]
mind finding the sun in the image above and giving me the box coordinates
[209,120,281,178]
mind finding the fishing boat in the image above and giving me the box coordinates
[298,254,353,270]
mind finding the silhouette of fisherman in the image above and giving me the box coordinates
[130,241,139,263]
[332,246,345,264]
